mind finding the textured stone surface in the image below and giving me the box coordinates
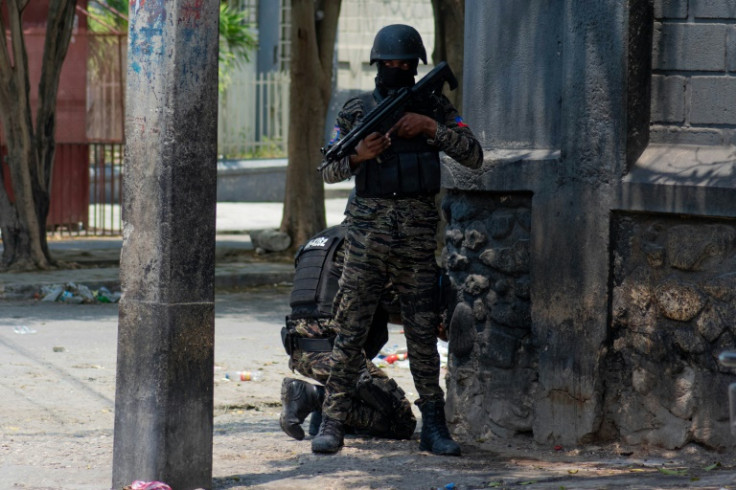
[454,0,736,452]
[443,190,533,436]
[606,214,736,449]
[251,229,292,252]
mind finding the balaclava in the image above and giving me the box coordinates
[376,60,418,95]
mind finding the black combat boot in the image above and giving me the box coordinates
[279,378,324,440]
[308,410,322,437]
[418,400,461,456]
[311,416,345,454]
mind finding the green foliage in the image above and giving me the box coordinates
[87,0,257,91]
[87,0,128,33]
[223,136,287,160]
[219,3,258,92]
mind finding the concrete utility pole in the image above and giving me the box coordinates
[112,0,220,488]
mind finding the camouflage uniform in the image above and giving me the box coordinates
[320,92,482,423]
[286,317,415,437]
[283,230,415,438]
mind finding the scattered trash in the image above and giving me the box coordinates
[384,352,408,364]
[381,344,401,356]
[53,346,66,353]
[394,359,411,369]
[37,282,121,304]
[95,286,121,303]
[124,481,172,490]
[41,285,64,302]
[13,325,37,335]
[554,445,564,451]
[657,467,688,477]
[60,290,84,304]
[224,370,262,382]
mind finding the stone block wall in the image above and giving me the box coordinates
[651,0,736,145]
[604,214,736,448]
[449,0,736,450]
[441,191,536,440]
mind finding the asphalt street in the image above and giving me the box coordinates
[3,290,736,489]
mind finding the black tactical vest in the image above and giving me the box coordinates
[289,225,346,319]
[355,91,442,198]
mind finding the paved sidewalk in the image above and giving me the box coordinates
[0,197,350,300]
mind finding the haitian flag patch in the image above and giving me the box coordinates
[328,125,341,146]
[455,116,468,128]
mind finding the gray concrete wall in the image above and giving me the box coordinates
[463,2,562,149]
[444,0,736,450]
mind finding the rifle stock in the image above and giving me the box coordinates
[319,61,457,168]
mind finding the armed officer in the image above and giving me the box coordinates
[280,224,416,441]
[313,25,483,456]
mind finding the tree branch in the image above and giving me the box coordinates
[0,3,12,77]
[36,0,77,188]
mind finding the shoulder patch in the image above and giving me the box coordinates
[327,126,341,146]
[455,115,468,128]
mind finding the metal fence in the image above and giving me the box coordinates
[88,142,124,236]
[44,19,291,238]
[218,69,290,159]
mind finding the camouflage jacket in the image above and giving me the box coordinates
[320,91,483,184]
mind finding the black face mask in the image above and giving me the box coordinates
[376,64,415,92]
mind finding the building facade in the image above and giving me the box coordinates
[443,0,736,450]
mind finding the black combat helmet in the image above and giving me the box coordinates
[370,24,427,66]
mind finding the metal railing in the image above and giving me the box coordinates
[218,70,290,159]
[88,142,124,236]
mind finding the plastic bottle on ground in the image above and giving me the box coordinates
[225,370,262,381]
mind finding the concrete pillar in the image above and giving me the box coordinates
[442,0,652,446]
[112,0,219,488]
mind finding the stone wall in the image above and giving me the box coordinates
[604,214,736,448]
[448,0,736,450]
[441,191,536,440]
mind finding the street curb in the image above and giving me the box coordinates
[214,269,294,290]
[0,267,295,300]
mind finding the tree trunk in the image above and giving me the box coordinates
[432,0,465,112]
[280,0,341,250]
[0,0,77,271]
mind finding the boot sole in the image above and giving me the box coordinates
[419,440,462,456]
[311,443,343,454]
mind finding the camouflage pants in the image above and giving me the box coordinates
[323,196,443,422]
[288,321,415,438]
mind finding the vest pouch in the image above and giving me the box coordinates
[290,254,326,306]
[318,263,342,317]
[378,152,401,194]
[290,233,341,311]
[397,152,422,195]
[419,151,441,194]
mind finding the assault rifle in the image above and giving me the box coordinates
[319,61,458,169]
